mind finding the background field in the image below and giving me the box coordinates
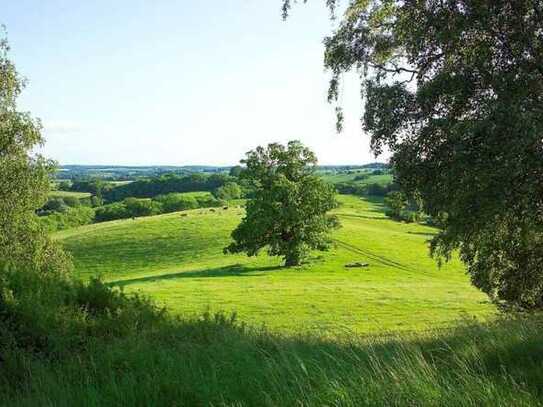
[48,190,92,199]
[55,195,494,334]
[319,170,393,186]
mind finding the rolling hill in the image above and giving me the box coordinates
[55,195,494,334]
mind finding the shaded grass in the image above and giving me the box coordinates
[2,312,542,406]
[55,195,495,334]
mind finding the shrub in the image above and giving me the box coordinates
[154,193,199,213]
[195,195,225,208]
[103,173,236,202]
[0,265,166,362]
[41,197,69,214]
[39,207,95,232]
[214,182,242,201]
[62,196,81,208]
[353,174,369,181]
[123,198,162,218]
[95,203,130,222]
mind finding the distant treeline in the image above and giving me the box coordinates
[317,163,388,171]
[39,192,229,232]
[55,163,388,181]
[64,173,239,203]
[334,181,398,197]
[103,173,236,202]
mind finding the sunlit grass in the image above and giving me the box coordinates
[55,195,495,334]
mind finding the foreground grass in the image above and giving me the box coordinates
[55,195,494,334]
[2,312,542,406]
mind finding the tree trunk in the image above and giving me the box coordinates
[284,253,300,267]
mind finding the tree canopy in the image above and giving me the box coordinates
[0,32,69,273]
[285,1,543,309]
[225,141,339,266]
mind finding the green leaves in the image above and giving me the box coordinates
[0,33,68,275]
[298,1,543,308]
[226,141,339,266]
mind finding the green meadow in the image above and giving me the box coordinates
[319,171,393,186]
[48,190,92,199]
[55,195,494,335]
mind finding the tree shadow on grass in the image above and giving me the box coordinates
[108,264,282,288]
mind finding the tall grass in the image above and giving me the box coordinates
[2,300,542,406]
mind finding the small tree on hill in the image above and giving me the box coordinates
[214,182,242,201]
[384,192,407,220]
[224,141,339,267]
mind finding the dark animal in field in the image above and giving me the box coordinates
[180,213,188,217]
[345,262,369,268]
[209,209,216,213]
[223,206,228,210]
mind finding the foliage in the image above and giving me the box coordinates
[225,141,339,266]
[334,181,397,197]
[229,165,243,177]
[353,173,369,181]
[94,193,224,222]
[103,173,235,202]
[0,261,166,371]
[289,0,543,310]
[123,197,162,218]
[0,33,69,275]
[214,181,242,201]
[384,191,407,219]
[56,180,71,191]
[39,206,95,232]
[70,179,111,195]
[40,197,70,214]
[95,202,130,222]
[153,193,200,213]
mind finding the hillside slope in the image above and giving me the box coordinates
[55,195,494,334]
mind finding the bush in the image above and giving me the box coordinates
[154,193,199,213]
[123,198,162,218]
[62,196,81,208]
[214,182,243,201]
[195,195,225,208]
[41,197,69,214]
[95,202,130,222]
[0,265,166,363]
[365,182,388,196]
[39,207,95,232]
[104,173,236,202]
[353,174,369,181]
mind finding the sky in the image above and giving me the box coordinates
[3,0,386,166]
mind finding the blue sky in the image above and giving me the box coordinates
[4,0,384,166]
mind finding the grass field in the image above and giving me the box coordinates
[319,171,393,186]
[5,194,541,406]
[49,190,92,199]
[55,195,494,335]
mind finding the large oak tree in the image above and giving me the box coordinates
[225,141,339,266]
[285,1,543,309]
